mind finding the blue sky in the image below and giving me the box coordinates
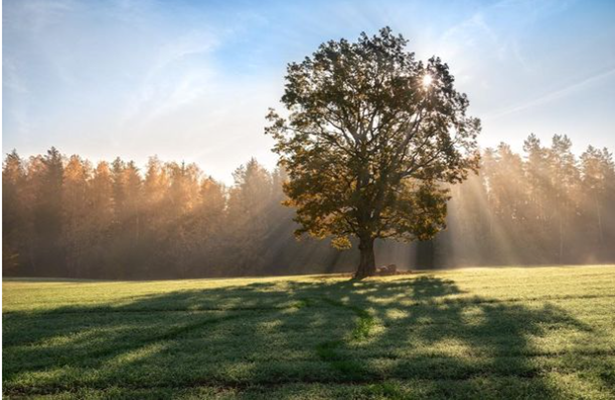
[3,0,615,183]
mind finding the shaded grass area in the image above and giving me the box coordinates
[3,265,615,399]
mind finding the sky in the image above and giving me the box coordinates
[3,0,615,183]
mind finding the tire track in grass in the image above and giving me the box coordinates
[6,353,615,396]
[312,297,377,381]
[2,304,303,316]
[5,293,614,318]
[0,374,590,397]
[4,302,308,377]
[3,313,248,378]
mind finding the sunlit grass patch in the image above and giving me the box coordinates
[3,265,615,399]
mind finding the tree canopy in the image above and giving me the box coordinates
[266,27,481,278]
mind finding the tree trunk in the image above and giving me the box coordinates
[558,213,564,264]
[596,198,604,245]
[416,239,435,269]
[354,236,376,279]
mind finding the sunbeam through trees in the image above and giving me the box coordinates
[3,133,615,280]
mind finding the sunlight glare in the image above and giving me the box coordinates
[422,74,433,89]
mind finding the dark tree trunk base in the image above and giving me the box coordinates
[354,236,376,279]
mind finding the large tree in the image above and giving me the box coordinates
[266,27,480,278]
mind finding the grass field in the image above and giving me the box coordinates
[3,265,615,399]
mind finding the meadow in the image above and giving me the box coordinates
[3,265,615,399]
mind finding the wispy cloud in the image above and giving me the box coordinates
[121,30,220,128]
[436,0,578,81]
[3,59,32,138]
[485,67,615,120]
[3,59,29,95]
[8,0,76,33]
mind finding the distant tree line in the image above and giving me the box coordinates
[3,150,353,279]
[435,134,615,267]
[3,134,614,279]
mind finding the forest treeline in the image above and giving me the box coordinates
[3,133,615,279]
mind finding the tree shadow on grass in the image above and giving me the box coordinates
[3,275,613,399]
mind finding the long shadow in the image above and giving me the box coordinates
[3,275,613,398]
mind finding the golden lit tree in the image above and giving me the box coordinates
[580,146,614,256]
[2,150,27,271]
[227,158,273,274]
[547,135,579,263]
[88,161,115,275]
[62,155,92,276]
[165,161,203,277]
[266,27,480,278]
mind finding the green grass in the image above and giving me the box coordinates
[3,265,615,399]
